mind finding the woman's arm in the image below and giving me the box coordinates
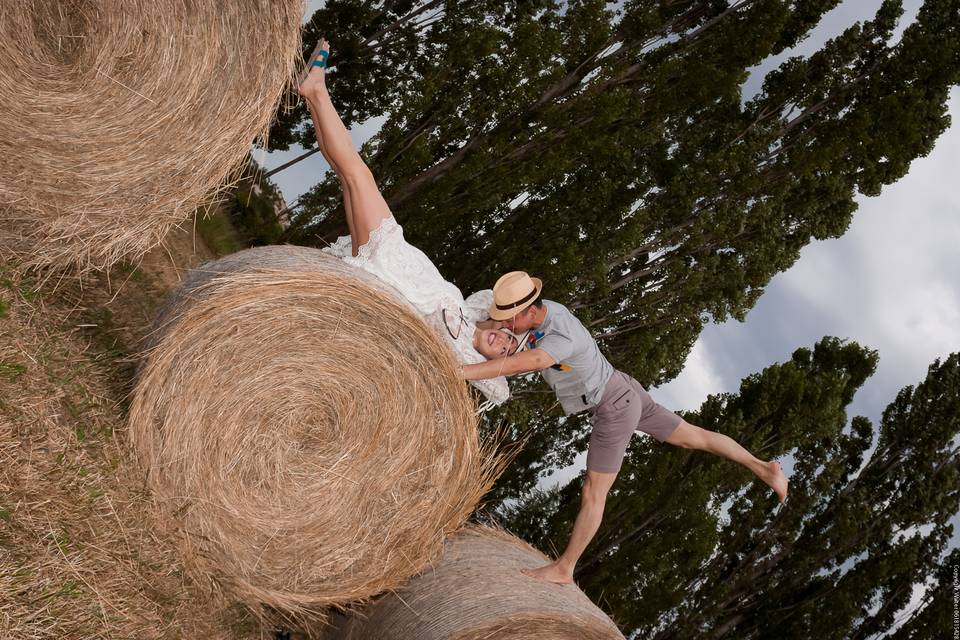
[462,348,556,380]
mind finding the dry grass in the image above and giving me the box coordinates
[0,238,261,638]
[325,525,626,640]
[0,0,303,275]
[127,246,509,628]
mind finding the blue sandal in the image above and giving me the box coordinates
[299,40,330,86]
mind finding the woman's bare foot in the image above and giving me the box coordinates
[762,461,789,503]
[521,560,575,585]
[298,38,329,97]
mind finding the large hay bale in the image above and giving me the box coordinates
[128,245,503,623]
[327,526,626,640]
[0,0,303,272]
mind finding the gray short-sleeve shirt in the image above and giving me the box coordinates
[534,300,615,415]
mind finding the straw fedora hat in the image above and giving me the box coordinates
[489,271,543,320]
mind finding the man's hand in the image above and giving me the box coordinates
[461,348,555,380]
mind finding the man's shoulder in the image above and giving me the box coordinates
[542,299,583,327]
[543,299,572,316]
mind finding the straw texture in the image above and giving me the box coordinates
[127,245,504,624]
[326,526,626,640]
[0,0,303,273]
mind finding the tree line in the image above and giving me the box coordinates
[275,0,958,382]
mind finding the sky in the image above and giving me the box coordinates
[270,0,955,631]
[653,1,953,420]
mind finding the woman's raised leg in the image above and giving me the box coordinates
[299,40,392,256]
[302,98,357,243]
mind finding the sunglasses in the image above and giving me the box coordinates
[442,306,468,341]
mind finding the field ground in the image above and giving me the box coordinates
[0,209,265,639]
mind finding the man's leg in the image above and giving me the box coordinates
[523,375,639,584]
[521,469,618,584]
[664,420,788,502]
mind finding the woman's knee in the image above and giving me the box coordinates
[335,157,375,186]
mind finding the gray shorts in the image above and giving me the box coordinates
[586,370,682,473]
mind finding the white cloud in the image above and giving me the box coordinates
[652,336,727,414]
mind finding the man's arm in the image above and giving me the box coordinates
[461,348,555,380]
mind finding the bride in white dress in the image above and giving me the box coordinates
[298,39,516,406]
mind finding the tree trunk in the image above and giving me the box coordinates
[265,147,322,178]
[574,512,669,580]
[708,612,747,639]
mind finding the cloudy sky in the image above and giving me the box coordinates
[655,0,957,424]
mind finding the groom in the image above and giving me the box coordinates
[462,271,789,585]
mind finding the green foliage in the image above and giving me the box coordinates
[886,547,958,640]
[0,360,26,381]
[499,337,878,631]
[480,387,593,505]
[267,0,518,150]
[278,0,960,571]
[499,342,960,638]
[195,205,246,257]
[229,186,285,247]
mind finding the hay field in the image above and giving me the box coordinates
[0,218,261,639]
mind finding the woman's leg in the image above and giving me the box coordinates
[303,98,357,243]
[299,41,392,256]
[299,40,356,240]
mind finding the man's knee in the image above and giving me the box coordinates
[665,421,708,450]
[582,470,617,504]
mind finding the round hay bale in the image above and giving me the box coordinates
[0,0,303,272]
[327,526,625,640]
[128,245,504,622]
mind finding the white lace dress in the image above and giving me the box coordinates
[322,216,510,406]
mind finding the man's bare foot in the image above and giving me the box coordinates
[298,38,329,97]
[521,561,574,585]
[762,460,789,503]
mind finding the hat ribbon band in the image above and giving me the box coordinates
[496,288,537,311]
